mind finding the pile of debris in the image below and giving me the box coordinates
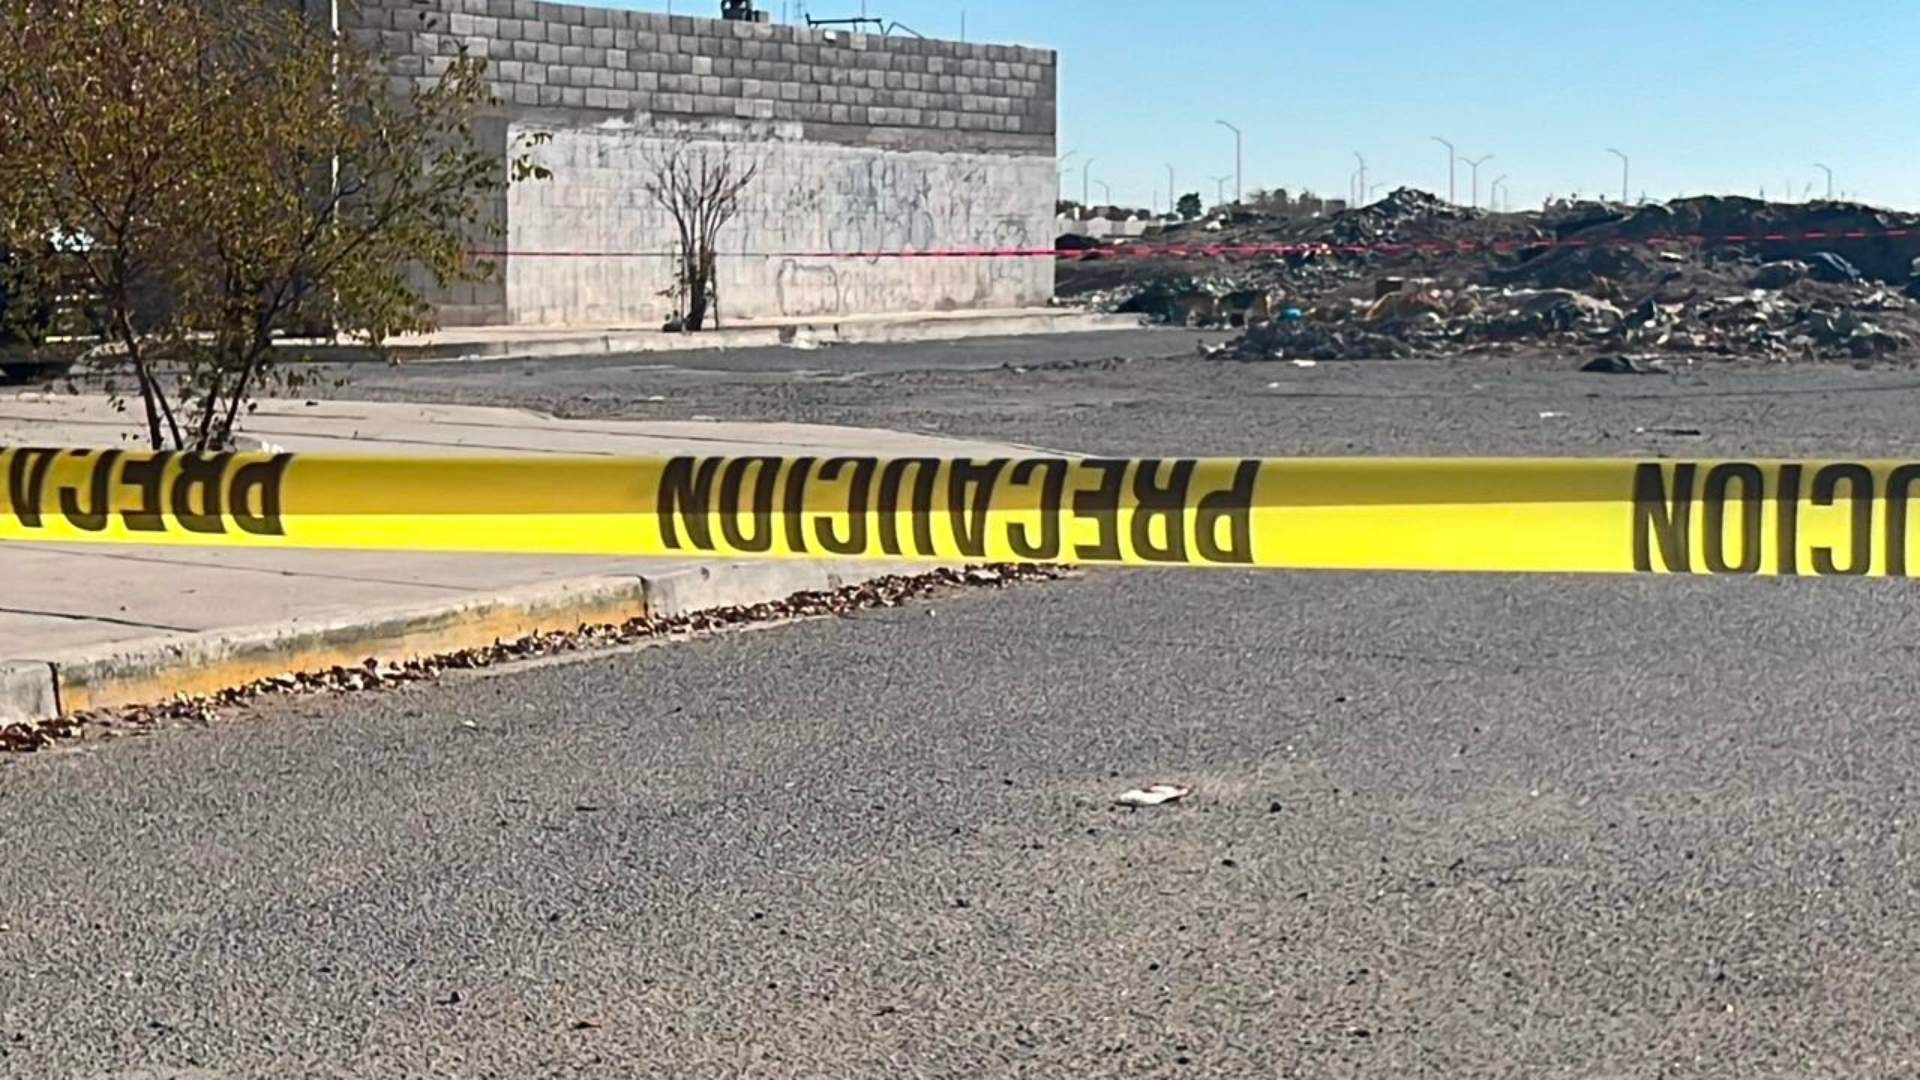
[1217,264,1917,363]
[1064,189,1920,365]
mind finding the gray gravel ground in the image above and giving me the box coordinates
[6,332,1920,1078]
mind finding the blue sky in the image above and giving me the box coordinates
[609,1,1920,210]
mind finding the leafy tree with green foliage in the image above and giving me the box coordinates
[0,0,549,450]
[1176,192,1203,220]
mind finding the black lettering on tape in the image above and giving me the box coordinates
[57,449,120,532]
[719,457,781,553]
[119,452,173,532]
[1810,463,1873,576]
[781,456,818,555]
[229,455,292,536]
[946,458,1008,559]
[1129,459,1194,564]
[1006,458,1067,561]
[1633,463,1694,573]
[1072,459,1128,561]
[1885,465,1920,576]
[7,448,59,528]
[170,453,230,535]
[877,458,939,558]
[1702,463,1763,574]
[815,457,875,556]
[658,457,721,551]
[1195,460,1259,565]
[1776,464,1802,576]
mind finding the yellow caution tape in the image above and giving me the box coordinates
[3,447,1917,576]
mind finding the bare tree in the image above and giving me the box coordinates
[641,139,760,332]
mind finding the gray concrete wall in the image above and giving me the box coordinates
[342,0,1059,325]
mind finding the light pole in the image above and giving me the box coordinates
[1459,154,1492,209]
[1490,174,1508,213]
[1812,162,1833,200]
[1606,148,1629,205]
[1081,157,1095,208]
[1211,175,1231,207]
[1370,182,1388,199]
[1216,120,1242,203]
[1095,179,1112,206]
[1353,151,1366,206]
[1430,135,1456,204]
[1166,163,1177,216]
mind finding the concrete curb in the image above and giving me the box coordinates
[302,311,1147,365]
[0,560,921,720]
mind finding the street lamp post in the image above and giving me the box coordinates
[1081,157,1095,208]
[1095,179,1113,206]
[1212,175,1231,207]
[1430,136,1456,204]
[1490,174,1508,213]
[1459,154,1493,209]
[1812,162,1834,200]
[1606,148,1629,205]
[1166,163,1177,216]
[1215,120,1242,204]
[1353,151,1366,206]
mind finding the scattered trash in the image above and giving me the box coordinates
[1580,354,1669,375]
[1538,411,1568,419]
[1114,783,1192,808]
[1289,359,1318,368]
[1807,251,1862,285]
[1634,426,1706,437]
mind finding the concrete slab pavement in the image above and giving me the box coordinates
[0,394,1022,722]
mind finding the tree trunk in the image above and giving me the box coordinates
[685,261,710,331]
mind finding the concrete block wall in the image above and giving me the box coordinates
[506,122,1054,325]
[339,0,1059,324]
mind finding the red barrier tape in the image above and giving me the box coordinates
[466,225,1918,263]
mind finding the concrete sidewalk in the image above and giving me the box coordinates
[0,394,1033,722]
[317,307,1145,363]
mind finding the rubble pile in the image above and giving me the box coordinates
[1061,189,1920,365]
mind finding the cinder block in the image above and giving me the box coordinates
[592,27,613,47]
[593,68,614,88]
[607,48,626,67]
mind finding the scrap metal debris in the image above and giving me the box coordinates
[0,564,1062,755]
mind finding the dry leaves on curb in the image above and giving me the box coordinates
[1,564,1064,755]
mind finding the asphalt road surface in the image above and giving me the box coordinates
[8,333,1920,1077]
